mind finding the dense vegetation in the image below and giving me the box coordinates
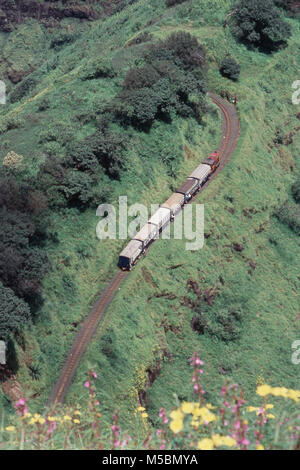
[0,0,299,450]
[219,56,240,81]
[232,0,292,51]
[0,174,49,342]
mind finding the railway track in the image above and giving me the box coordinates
[47,93,240,406]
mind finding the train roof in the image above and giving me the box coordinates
[119,239,142,260]
[176,178,198,196]
[133,223,157,242]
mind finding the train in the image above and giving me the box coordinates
[118,151,220,270]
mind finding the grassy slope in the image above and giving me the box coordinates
[0,0,299,435]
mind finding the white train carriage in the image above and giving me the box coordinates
[161,193,185,220]
[118,239,143,270]
[148,207,171,231]
[189,163,211,186]
[133,223,158,251]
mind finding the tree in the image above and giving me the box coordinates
[0,281,31,341]
[220,56,241,81]
[233,0,291,51]
[291,179,300,204]
[166,0,188,7]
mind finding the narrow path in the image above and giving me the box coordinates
[47,93,240,406]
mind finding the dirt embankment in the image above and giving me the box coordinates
[0,0,99,32]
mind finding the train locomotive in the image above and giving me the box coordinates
[118,151,220,270]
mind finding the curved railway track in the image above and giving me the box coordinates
[47,93,240,406]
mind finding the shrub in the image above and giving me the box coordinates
[220,57,240,81]
[0,282,30,341]
[275,200,300,235]
[232,0,291,51]
[59,170,95,205]
[81,58,115,80]
[166,0,188,7]
[291,179,300,204]
[114,32,207,129]
[9,76,37,103]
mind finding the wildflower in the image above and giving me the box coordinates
[267,414,275,419]
[92,372,98,379]
[197,438,214,450]
[212,434,236,448]
[141,412,148,419]
[84,381,90,388]
[63,415,72,421]
[169,409,184,434]
[257,444,264,450]
[5,426,16,432]
[74,410,81,415]
[181,402,196,414]
[256,384,272,397]
[193,407,217,425]
[73,419,80,424]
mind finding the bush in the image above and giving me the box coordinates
[113,32,207,129]
[275,200,300,235]
[166,0,188,6]
[0,282,30,341]
[232,0,291,51]
[220,57,240,81]
[81,58,115,80]
[291,179,300,204]
[9,76,37,104]
[59,170,96,205]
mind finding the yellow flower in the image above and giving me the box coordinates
[286,389,300,403]
[266,404,274,409]
[37,417,45,425]
[257,444,264,450]
[206,403,216,410]
[137,406,145,412]
[247,406,258,412]
[63,415,72,421]
[73,419,80,424]
[141,412,148,419]
[212,434,236,448]
[256,384,272,397]
[169,409,184,434]
[47,416,57,422]
[5,426,16,432]
[271,387,288,398]
[267,414,275,419]
[197,438,214,450]
[74,410,81,415]
[181,402,195,414]
[193,407,217,424]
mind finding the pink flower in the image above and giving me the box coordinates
[234,420,241,430]
[84,381,90,388]
[241,438,250,446]
[92,372,98,379]
[15,398,26,407]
